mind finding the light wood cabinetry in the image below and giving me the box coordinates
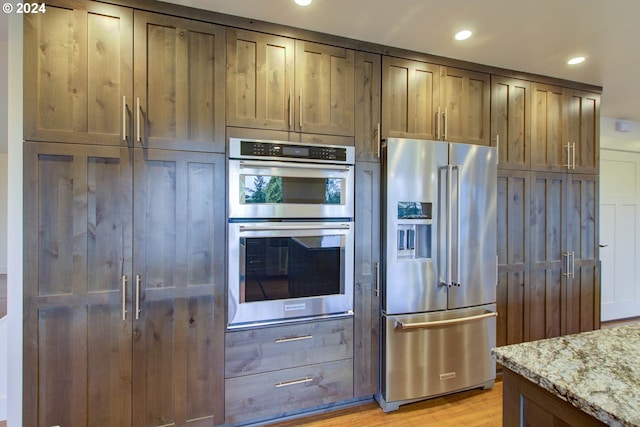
[355,51,382,161]
[24,1,226,152]
[530,83,566,172]
[353,162,381,397]
[381,56,490,145]
[491,76,531,170]
[224,319,354,424]
[226,30,355,139]
[24,142,226,427]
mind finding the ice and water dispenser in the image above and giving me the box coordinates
[396,202,432,260]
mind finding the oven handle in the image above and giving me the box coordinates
[239,223,351,232]
[238,160,352,172]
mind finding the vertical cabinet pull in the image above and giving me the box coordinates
[376,122,381,159]
[375,262,380,297]
[563,252,571,277]
[495,134,500,164]
[288,89,293,128]
[565,143,572,170]
[122,96,127,141]
[299,89,303,130]
[121,275,128,320]
[570,251,575,278]
[572,142,576,170]
[443,107,448,141]
[436,107,441,140]
[135,274,142,320]
[136,97,141,143]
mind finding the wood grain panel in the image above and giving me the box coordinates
[353,162,380,397]
[225,359,354,425]
[23,1,132,145]
[354,51,381,161]
[295,40,354,136]
[134,11,226,152]
[491,76,531,170]
[133,149,224,426]
[381,56,439,140]
[530,172,566,340]
[225,318,353,377]
[531,83,566,171]
[566,90,600,174]
[226,28,294,131]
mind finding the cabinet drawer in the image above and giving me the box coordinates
[225,318,353,377]
[225,359,354,424]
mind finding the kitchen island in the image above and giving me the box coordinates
[492,324,640,427]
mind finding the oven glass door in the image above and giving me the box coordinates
[228,221,354,328]
[228,160,354,219]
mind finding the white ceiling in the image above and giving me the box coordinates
[169,0,640,123]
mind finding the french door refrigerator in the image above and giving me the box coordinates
[376,138,498,412]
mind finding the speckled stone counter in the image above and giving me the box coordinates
[492,324,640,427]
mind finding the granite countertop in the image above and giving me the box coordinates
[492,324,640,427]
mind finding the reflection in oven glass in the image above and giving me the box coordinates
[241,236,345,302]
[241,175,343,205]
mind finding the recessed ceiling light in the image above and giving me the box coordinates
[295,0,312,5]
[454,30,473,41]
[568,56,585,65]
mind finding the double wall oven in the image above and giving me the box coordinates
[227,138,355,329]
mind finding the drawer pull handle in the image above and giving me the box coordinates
[275,335,313,343]
[275,377,313,388]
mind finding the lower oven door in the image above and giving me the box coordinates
[228,221,354,329]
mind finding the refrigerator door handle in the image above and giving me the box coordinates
[395,311,498,330]
[453,165,461,287]
[442,166,453,287]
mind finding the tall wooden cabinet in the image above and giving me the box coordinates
[23,1,226,426]
[491,76,531,170]
[381,56,490,145]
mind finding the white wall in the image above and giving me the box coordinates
[0,12,8,421]
[6,13,23,427]
[601,117,640,152]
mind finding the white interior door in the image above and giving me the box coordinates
[600,149,640,321]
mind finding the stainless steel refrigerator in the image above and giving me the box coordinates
[376,138,497,412]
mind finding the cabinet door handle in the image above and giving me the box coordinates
[494,134,500,164]
[376,122,381,159]
[375,261,380,297]
[571,250,575,278]
[122,96,127,141]
[436,107,441,140]
[275,377,313,388]
[562,252,571,277]
[275,335,313,343]
[136,97,141,143]
[135,274,141,319]
[572,142,576,170]
[121,275,128,320]
[565,143,572,170]
[288,89,293,128]
[443,107,448,140]
[299,89,303,130]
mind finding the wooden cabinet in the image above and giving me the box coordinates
[531,84,599,174]
[491,76,531,170]
[529,171,599,340]
[565,90,600,174]
[226,30,355,138]
[381,56,490,145]
[23,142,226,427]
[354,51,381,161]
[24,1,226,152]
[224,319,354,424]
[353,162,381,397]
[496,170,530,347]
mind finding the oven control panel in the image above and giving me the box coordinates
[233,139,353,164]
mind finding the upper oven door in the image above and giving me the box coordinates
[228,159,354,219]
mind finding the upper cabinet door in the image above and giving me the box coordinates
[355,51,381,161]
[295,40,355,137]
[440,66,490,145]
[530,83,567,172]
[24,1,133,145]
[565,90,600,174]
[491,76,531,170]
[227,29,295,131]
[381,56,440,140]
[133,11,226,153]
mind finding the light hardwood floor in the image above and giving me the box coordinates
[267,378,502,427]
